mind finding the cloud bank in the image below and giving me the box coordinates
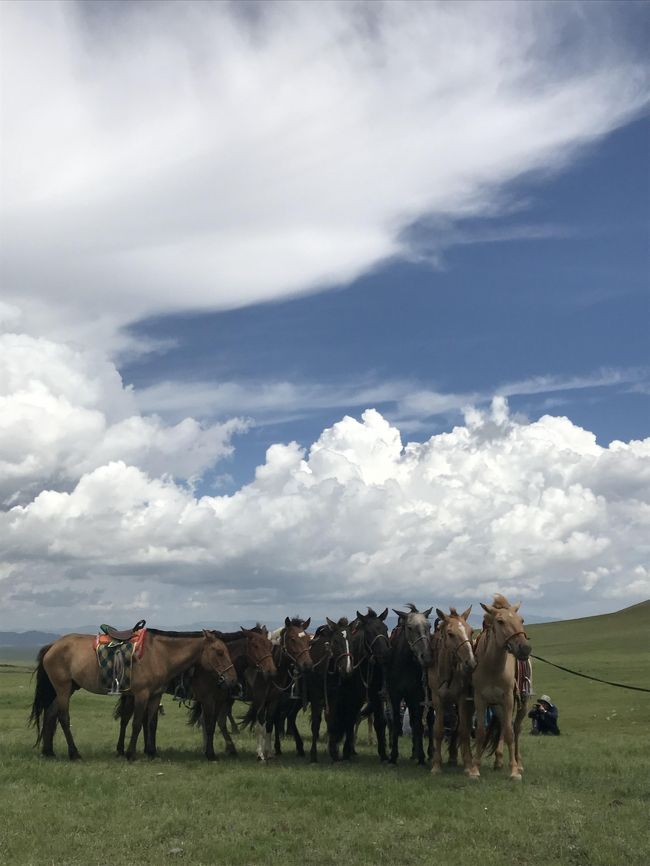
[2,0,648,349]
[0,337,650,624]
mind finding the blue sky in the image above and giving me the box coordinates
[1,1,649,629]
[124,115,649,491]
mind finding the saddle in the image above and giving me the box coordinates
[100,619,146,642]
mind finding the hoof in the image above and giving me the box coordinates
[509,773,523,782]
[126,753,137,762]
[42,751,56,759]
[431,764,442,776]
[206,754,218,762]
[69,751,82,761]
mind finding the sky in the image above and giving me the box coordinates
[1,0,649,631]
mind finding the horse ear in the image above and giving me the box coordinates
[284,616,291,628]
[356,611,365,623]
[435,608,447,622]
[202,629,214,641]
[302,617,311,630]
[379,607,389,621]
[480,603,496,616]
[461,606,472,621]
[326,616,337,630]
[393,609,407,619]
[512,602,521,613]
[423,606,433,618]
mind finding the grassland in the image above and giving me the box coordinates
[1,602,649,866]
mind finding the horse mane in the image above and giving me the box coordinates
[405,603,419,613]
[449,607,459,617]
[287,616,306,627]
[492,594,511,609]
[147,628,205,638]
[366,607,377,617]
[337,617,349,628]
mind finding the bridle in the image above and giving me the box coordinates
[281,628,311,667]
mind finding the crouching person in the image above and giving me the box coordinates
[529,694,560,735]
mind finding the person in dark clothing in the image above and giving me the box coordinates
[528,694,560,735]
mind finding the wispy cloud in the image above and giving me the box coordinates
[2,1,648,352]
[135,366,648,430]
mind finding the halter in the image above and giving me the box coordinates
[503,630,529,652]
[281,629,311,667]
[450,637,473,659]
[213,661,235,684]
[252,651,274,671]
[366,631,390,655]
[407,631,430,654]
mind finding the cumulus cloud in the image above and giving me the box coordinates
[1,0,648,349]
[0,332,247,503]
[2,401,648,627]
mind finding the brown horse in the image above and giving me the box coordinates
[427,606,476,775]
[30,628,236,760]
[242,617,313,761]
[116,627,275,760]
[469,594,532,781]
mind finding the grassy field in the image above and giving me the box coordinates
[1,602,649,866]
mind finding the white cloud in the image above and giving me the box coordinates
[0,332,246,503]
[2,400,648,627]
[1,1,648,350]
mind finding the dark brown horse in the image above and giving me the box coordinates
[386,604,434,765]
[115,627,275,760]
[242,617,313,761]
[427,606,476,775]
[29,628,236,760]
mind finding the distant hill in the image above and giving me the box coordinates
[0,630,60,648]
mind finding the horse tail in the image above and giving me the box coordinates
[483,713,501,756]
[239,702,260,731]
[28,644,56,745]
[187,701,203,728]
[113,694,130,721]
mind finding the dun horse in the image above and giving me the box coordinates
[428,606,476,775]
[115,627,274,760]
[469,594,532,781]
[30,628,235,760]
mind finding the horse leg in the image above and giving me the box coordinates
[388,695,401,764]
[502,694,521,781]
[218,705,238,756]
[371,698,388,762]
[51,681,82,761]
[367,713,375,746]
[144,694,162,758]
[309,701,322,763]
[409,700,425,766]
[287,704,304,757]
[41,701,59,758]
[458,699,474,775]
[492,705,506,771]
[201,702,218,762]
[255,721,267,762]
[125,694,148,761]
[513,696,527,772]
[468,699,485,779]
[228,710,240,735]
[431,703,445,774]
[116,694,133,756]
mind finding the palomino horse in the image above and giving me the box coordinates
[469,594,532,781]
[386,604,434,765]
[116,627,275,760]
[30,628,236,760]
[351,607,391,762]
[305,617,356,762]
[242,617,313,761]
[427,607,476,775]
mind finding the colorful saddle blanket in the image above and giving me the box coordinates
[94,628,147,694]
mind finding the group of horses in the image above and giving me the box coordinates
[29,593,532,781]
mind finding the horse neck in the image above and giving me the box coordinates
[476,626,508,673]
[151,634,206,676]
[432,633,454,685]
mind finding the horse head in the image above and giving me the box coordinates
[200,630,238,688]
[240,627,277,679]
[281,617,313,672]
[480,596,531,660]
[436,606,476,674]
[324,616,354,677]
[355,607,391,664]
[393,604,434,668]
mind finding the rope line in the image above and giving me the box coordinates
[532,654,650,693]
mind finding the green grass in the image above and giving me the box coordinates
[1,603,649,866]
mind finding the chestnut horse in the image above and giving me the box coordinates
[29,629,236,760]
[469,594,532,781]
[427,606,476,775]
